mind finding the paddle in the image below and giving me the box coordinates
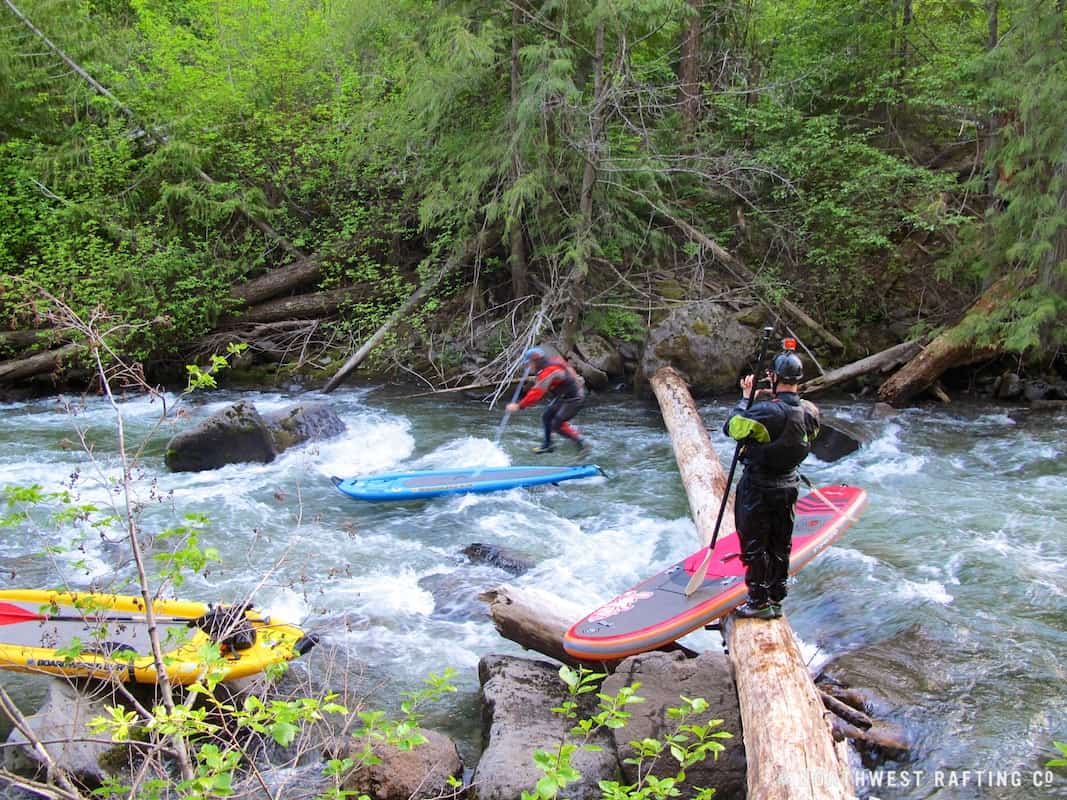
[0,601,234,628]
[810,419,862,462]
[684,326,775,597]
[492,362,532,449]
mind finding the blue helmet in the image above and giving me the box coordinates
[524,347,546,362]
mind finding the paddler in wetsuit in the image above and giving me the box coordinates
[506,347,590,456]
[724,340,820,620]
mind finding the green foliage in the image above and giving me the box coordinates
[584,306,646,343]
[523,665,731,800]
[1049,741,1067,768]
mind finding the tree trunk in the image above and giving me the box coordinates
[648,366,733,544]
[225,287,360,325]
[229,257,323,307]
[678,0,702,129]
[479,585,602,669]
[560,20,607,351]
[508,3,530,301]
[723,614,855,800]
[0,342,81,384]
[877,275,1019,406]
[799,339,923,396]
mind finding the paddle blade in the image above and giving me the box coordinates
[683,549,714,596]
[810,421,861,463]
[0,602,47,625]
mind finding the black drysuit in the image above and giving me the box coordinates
[722,391,820,605]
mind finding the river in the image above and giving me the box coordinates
[0,383,1064,799]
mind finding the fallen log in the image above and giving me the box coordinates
[0,342,82,385]
[322,232,493,393]
[800,339,923,396]
[648,366,733,544]
[224,287,362,325]
[723,614,854,799]
[478,584,698,672]
[877,275,1019,407]
[229,257,323,307]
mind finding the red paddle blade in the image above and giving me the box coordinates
[0,601,48,624]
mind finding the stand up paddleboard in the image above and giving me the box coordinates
[563,484,867,660]
[332,464,605,502]
[0,590,315,684]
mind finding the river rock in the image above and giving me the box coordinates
[165,400,347,472]
[603,650,746,800]
[3,678,134,786]
[333,728,463,800]
[263,402,347,451]
[462,542,535,576]
[471,655,618,800]
[575,333,626,379]
[638,302,758,395]
[165,400,277,472]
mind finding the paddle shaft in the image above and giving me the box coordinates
[684,328,774,596]
[493,362,532,448]
[0,601,215,626]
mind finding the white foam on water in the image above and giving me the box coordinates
[895,578,954,605]
[331,571,435,618]
[313,417,415,478]
[409,437,511,471]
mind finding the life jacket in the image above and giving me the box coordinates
[741,398,814,478]
[543,356,584,401]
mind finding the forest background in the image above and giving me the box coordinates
[0,0,1064,392]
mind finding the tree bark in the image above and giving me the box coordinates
[877,275,1018,407]
[479,584,698,671]
[799,339,923,396]
[0,342,81,384]
[224,287,361,325]
[229,257,323,307]
[479,585,600,669]
[723,614,855,800]
[508,3,530,301]
[678,0,702,129]
[648,366,733,544]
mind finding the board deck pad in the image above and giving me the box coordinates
[332,464,603,502]
[563,484,867,660]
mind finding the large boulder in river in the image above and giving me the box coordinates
[262,402,347,451]
[165,400,346,472]
[603,650,746,799]
[638,302,758,396]
[165,400,277,472]
[472,655,618,800]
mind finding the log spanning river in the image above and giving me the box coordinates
[0,384,1064,799]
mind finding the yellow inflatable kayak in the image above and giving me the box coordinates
[0,589,315,685]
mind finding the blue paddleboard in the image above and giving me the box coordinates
[331,464,604,502]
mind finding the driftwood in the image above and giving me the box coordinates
[478,585,698,671]
[229,257,323,307]
[0,343,81,384]
[648,366,733,543]
[800,339,923,396]
[322,233,492,393]
[878,275,1018,407]
[478,585,596,669]
[660,211,846,351]
[723,614,854,799]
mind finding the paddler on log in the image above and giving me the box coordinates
[724,338,821,620]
